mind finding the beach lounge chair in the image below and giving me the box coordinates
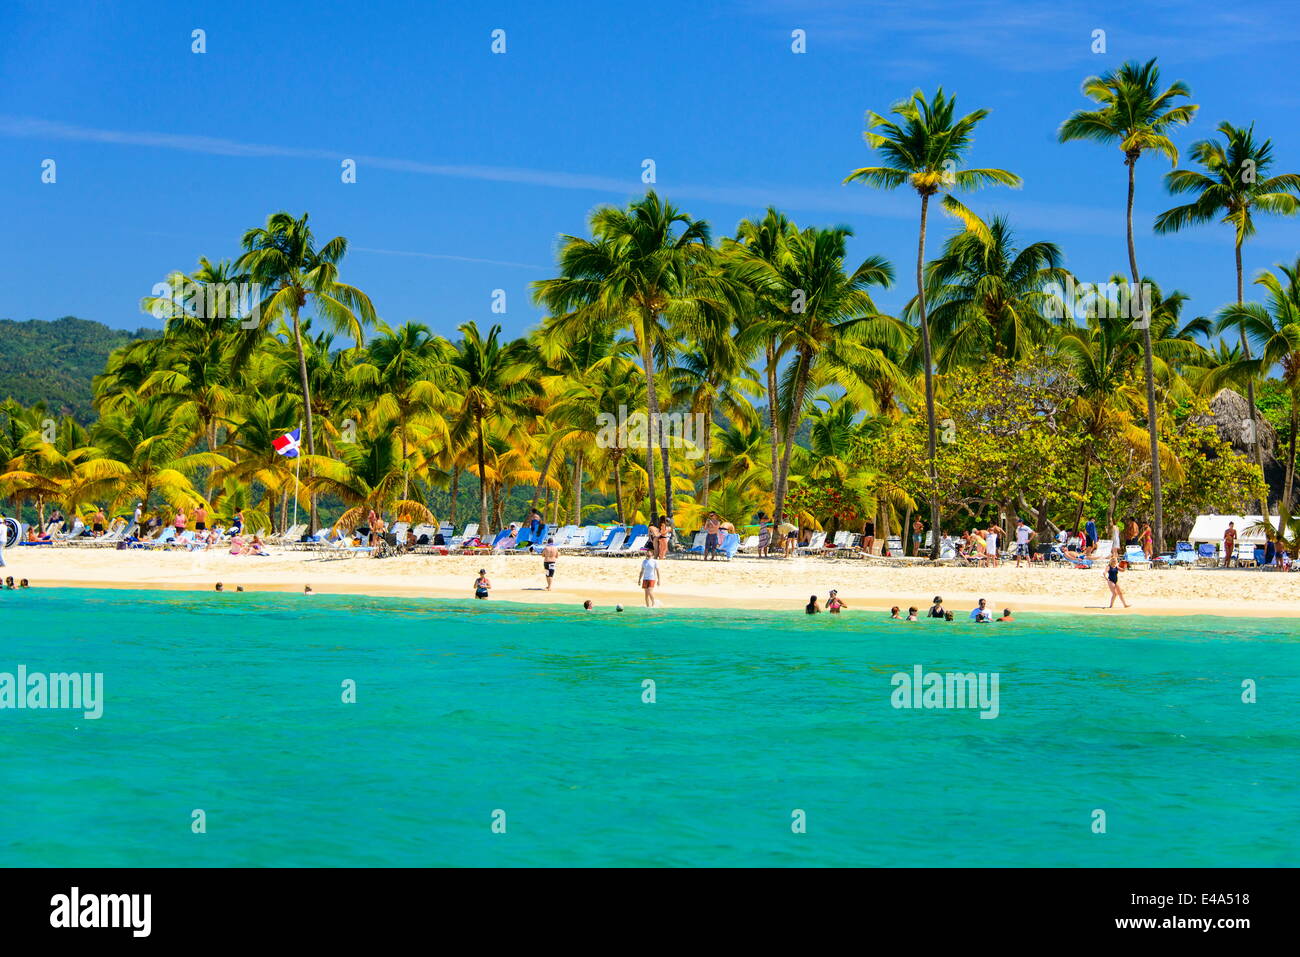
[447,522,478,548]
[797,531,827,555]
[585,526,624,552]
[1254,546,1268,568]
[1195,543,1217,566]
[717,532,741,560]
[885,536,903,557]
[681,531,707,557]
[1236,543,1258,568]
[738,534,759,553]
[1169,541,1197,566]
[598,527,630,555]
[1124,545,1151,569]
[612,524,647,554]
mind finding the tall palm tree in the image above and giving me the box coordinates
[236,212,376,529]
[533,190,736,523]
[1156,121,1300,510]
[744,225,895,523]
[846,88,1021,557]
[446,322,540,536]
[725,208,797,497]
[1059,57,1198,550]
[1216,260,1300,507]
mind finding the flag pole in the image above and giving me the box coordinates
[292,422,302,531]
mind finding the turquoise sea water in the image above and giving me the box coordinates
[0,587,1296,867]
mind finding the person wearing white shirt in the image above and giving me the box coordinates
[1014,520,1035,567]
[639,555,660,607]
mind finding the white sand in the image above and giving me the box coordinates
[5,545,1300,617]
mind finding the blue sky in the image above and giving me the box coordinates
[2,0,1297,340]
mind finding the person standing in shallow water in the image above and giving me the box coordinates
[639,553,660,606]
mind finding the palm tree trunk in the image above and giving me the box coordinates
[773,349,811,523]
[766,338,781,504]
[638,316,660,518]
[1126,157,1163,552]
[1236,240,1267,516]
[574,450,584,524]
[400,419,409,501]
[449,465,459,528]
[1286,392,1298,508]
[613,452,625,523]
[290,306,319,532]
[529,440,557,512]
[699,398,714,511]
[916,193,941,561]
[474,415,490,535]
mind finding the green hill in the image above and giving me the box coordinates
[0,316,158,422]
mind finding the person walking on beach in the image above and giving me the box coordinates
[1106,555,1130,608]
[1223,521,1237,568]
[639,553,661,606]
[541,537,559,590]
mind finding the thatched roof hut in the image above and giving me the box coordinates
[1188,388,1278,465]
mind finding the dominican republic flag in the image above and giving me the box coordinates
[272,428,301,458]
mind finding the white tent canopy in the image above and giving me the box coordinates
[1187,514,1268,546]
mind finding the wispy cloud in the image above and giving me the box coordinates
[4,114,1290,251]
[351,246,545,270]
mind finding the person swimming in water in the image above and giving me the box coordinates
[906,606,918,621]
[997,608,1014,621]
[889,606,900,619]
[805,595,821,614]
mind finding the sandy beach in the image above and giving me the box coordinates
[5,545,1300,618]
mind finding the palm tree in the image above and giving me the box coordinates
[726,208,797,497]
[745,225,896,523]
[357,322,455,500]
[304,422,436,533]
[1156,121,1300,510]
[236,212,376,529]
[1216,260,1300,506]
[846,88,1021,556]
[446,322,540,536]
[79,396,230,519]
[923,213,1069,371]
[668,332,760,511]
[1059,57,1198,551]
[533,190,736,523]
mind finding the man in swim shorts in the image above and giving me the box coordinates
[541,537,559,590]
